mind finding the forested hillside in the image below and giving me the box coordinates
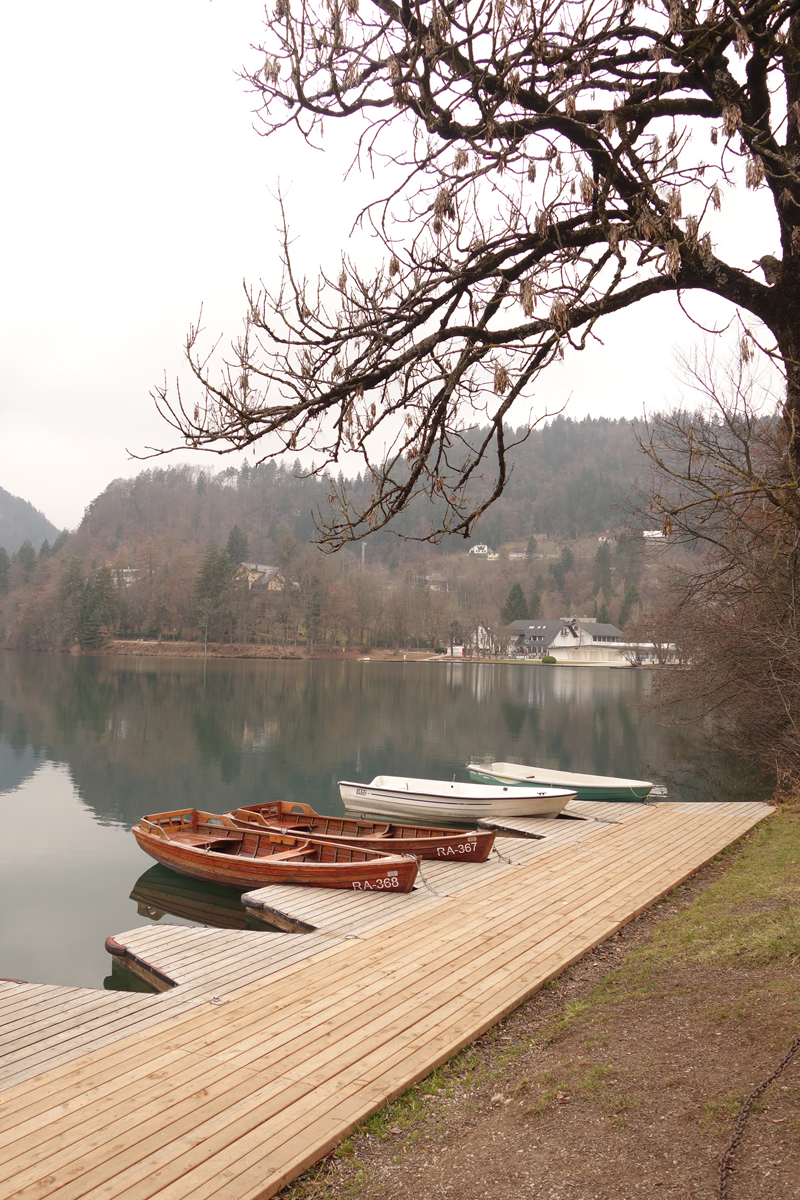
[0,417,680,653]
[0,486,59,556]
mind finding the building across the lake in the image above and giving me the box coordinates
[235,562,284,590]
[507,617,676,666]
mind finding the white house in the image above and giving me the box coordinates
[507,617,676,665]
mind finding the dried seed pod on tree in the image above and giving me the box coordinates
[153,0,800,548]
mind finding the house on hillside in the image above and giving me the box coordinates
[235,562,284,591]
[411,573,449,592]
[507,617,676,665]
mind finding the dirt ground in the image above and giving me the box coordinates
[283,813,800,1200]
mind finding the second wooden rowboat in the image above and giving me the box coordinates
[133,809,418,892]
[226,801,496,862]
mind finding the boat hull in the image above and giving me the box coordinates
[339,778,574,822]
[227,803,496,862]
[467,762,654,801]
[133,811,418,892]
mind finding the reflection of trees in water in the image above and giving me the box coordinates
[0,653,767,828]
[0,737,41,794]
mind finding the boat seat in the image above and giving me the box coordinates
[173,834,244,852]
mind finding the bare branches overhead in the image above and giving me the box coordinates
[154,0,800,547]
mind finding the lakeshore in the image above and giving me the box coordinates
[281,804,800,1200]
[0,798,773,1200]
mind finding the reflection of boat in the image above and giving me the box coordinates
[339,776,575,822]
[130,864,247,929]
[133,809,419,892]
[467,761,654,801]
[227,802,496,862]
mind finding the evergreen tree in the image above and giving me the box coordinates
[59,557,86,643]
[52,530,68,554]
[39,539,51,558]
[195,545,230,606]
[194,544,231,649]
[549,545,574,594]
[0,547,9,596]
[528,588,542,620]
[525,536,537,560]
[500,582,528,625]
[78,567,116,649]
[226,525,249,564]
[196,471,208,496]
[17,540,36,578]
[593,542,614,597]
[594,598,611,625]
[618,584,641,630]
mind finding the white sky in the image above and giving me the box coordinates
[0,3,780,530]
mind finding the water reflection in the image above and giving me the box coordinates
[130,864,247,930]
[0,652,769,988]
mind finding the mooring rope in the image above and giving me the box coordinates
[407,855,448,897]
[718,1031,800,1200]
[492,844,521,865]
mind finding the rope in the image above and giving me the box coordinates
[492,844,521,865]
[408,855,448,897]
[719,1032,800,1200]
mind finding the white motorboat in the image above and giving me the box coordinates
[467,761,654,801]
[339,775,576,822]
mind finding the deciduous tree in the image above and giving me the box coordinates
[156,0,800,548]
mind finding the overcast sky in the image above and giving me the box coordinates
[0,3,779,531]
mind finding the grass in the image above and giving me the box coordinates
[593,808,800,1008]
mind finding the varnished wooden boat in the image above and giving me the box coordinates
[133,809,418,892]
[227,801,496,862]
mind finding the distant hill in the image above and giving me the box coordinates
[0,417,678,651]
[0,486,59,555]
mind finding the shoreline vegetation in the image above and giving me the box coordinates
[280,805,800,1200]
[5,638,665,665]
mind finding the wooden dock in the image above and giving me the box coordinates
[0,799,771,1200]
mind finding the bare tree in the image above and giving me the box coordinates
[154,0,800,547]
[636,346,800,779]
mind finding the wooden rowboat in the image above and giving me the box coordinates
[226,801,496,862]
[133,809,418,892]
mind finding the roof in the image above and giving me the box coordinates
[506,618,625,642]
[240,562,276,573]
[507,619,564,637]
[581,621,624,638]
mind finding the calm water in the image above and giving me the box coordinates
[0,652,768,989]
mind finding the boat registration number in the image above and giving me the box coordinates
[436,843,477,857]
[352,874,401,890]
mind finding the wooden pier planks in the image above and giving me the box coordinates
[240,797,622,935]
[0,800,772,1200]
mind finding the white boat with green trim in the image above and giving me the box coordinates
[467,761,654,802]
[339,775,576,822]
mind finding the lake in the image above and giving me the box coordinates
[0,652,768,990]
